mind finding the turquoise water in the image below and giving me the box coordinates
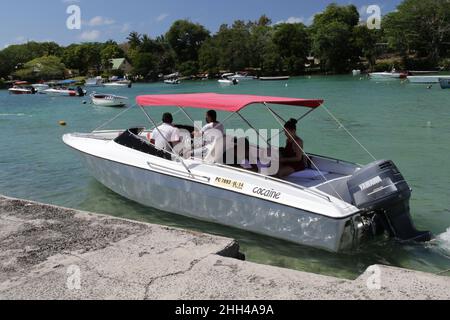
[1,76,449,279]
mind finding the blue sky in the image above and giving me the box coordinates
[0,0,401,48]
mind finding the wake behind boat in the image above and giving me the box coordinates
[90,93,128,107]
[63,93,431,252]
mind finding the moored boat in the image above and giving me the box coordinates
[260,76,290,81]
[369,71,407,80]
[63,93,432,252]
[90,93,128,107]
[8,82,36,95]
[439,78,450,89]
[164,79,181,85]
[43,87,86,97]
[104,80,132,88]
[85,77,104,87]
[407,75,450,84]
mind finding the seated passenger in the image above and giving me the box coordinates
[277,119,306,178]
[151,113,181,152]
[201,110,225,136]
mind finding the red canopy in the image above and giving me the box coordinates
[136,93,323,112]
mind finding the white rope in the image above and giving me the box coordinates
[92,104,136,132]
[321,105,377,162]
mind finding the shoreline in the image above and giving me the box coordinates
[1,195,449,300]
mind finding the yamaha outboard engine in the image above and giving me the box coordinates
[348,160,432,242]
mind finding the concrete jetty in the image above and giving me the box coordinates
[1,195,449,300]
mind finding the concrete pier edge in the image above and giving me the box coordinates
[1,195,449,300]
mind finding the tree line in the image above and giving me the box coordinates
[1,0,449,82]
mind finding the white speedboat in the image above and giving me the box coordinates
[229,73,255,81]
[85,77,104,87]
[218,78,239,86]
[32,83,50,93]
[91,93,128,107]
[63,93,431,252]
[43,88,86,97]
[104,80,132,88]
[369,71,407,80]
[164,79,181,85]
[352,70,361,76]
[440,78,450,89]
[407,76,450,84]
[8,87,35,95]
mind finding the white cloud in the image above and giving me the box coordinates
[79,30,101,41]
[86,16,115,27]
[156,13,169,22]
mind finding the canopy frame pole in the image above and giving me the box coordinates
[266,105,316,144]
[236,111,270,147]
[266,105,346,202]
[177,107,203,132]
[139,106,193,176]
[92,104,136,133]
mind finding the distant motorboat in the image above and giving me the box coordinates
[104,80,132,88]
[439,78,450,89]
[8,82,36,95]
[352,70,361,76]
[85,77,104,87]
[369,71,407,80]
[260,76,290,81]
[407,76,450,84]
[91,93,128,107]
[8,87,35,95]
[164,79,181,85]
[218,78,239,86]
[229,73,256,81]
[32,83,50,93]
[43,88,86,97]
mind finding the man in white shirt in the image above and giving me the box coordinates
[201,110,225,136]
[151,113,181,151]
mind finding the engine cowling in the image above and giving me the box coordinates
[347,160,432,242]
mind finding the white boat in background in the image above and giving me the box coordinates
[43,88,86,97]
[63,93,431,252]
[91,93,128,107]
[440,78,450,89]
[32,83,50,93]
[164,79,181,85]
[229,73,256,81]
[8,82,36,95]
[218,79,239,86]
[352,70,361,76]
[85,77,104,87]
[369,71,407,80]
[407,75,450,84]
[104,80,132,88]
[260,76,290,81]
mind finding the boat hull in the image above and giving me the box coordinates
[440,78,450,89]
[260,76,290,81]
[407,76,450,84]
[91,97,127,107]
[80,152,351,252]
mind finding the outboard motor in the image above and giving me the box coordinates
[348,160,432,242]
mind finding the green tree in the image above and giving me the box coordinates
[273,23,310,74]
[166,20,210,74]
[311,4,361,73]
[101,40,125,71]
[14,56,66,81]
[383,0,450,63]
[62,43,102,75]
